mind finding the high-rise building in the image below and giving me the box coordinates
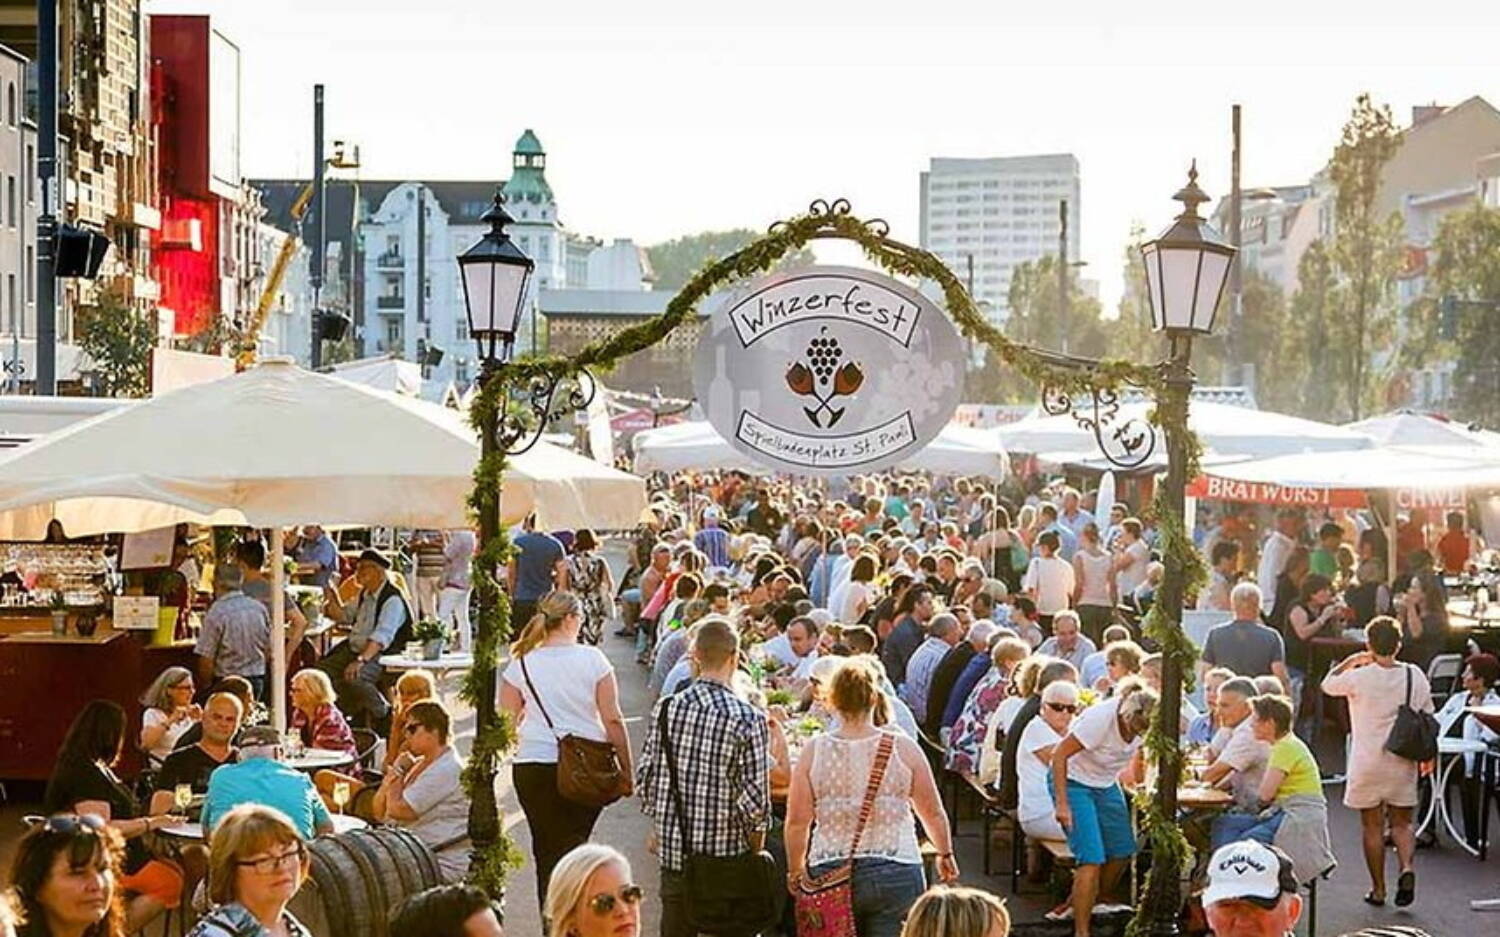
[918,154,1080,324]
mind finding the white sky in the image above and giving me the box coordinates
[148,0,1500,313]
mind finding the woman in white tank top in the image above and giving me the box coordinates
[784,657,959,937]
[1072,523,1117,646]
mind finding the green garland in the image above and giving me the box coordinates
[1127,384,1207,937]
[461,377,524,897]
[460,202,1205,923]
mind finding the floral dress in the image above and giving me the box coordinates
[568,551,609,645]
[945,668,1009,776]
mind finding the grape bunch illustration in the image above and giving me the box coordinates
[785,326,865,428]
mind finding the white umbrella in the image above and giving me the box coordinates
[329,355,425,397]
[633,419,1008,477]
[0,359,646,725]
[998,400,1374,462]
[1343,411,1500,448]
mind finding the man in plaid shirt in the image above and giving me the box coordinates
[638,616,771,937]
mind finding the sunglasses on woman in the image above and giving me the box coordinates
[235,843,306,874]
[1045,702,1078,714]
[587,884,644,916]
[30,813,109,836]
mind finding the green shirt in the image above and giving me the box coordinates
[1308,547,1338,578]
[1268,735,1323,802]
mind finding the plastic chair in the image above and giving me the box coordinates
[1427,653,1464,702]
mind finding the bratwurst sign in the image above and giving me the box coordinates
[693,266,964,475]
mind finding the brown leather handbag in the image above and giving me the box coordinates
[520,656,628,808]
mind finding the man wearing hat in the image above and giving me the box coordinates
[320,548,412,730]
[1202,840,1303,937]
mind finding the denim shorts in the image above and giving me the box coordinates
[1049,776,1136,866]
[807,856,925,937]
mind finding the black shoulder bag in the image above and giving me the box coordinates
[1384,664,1440,763]
[658,695,783,937]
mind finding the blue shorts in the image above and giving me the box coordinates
[1049,776,1136,866]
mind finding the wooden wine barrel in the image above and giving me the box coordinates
[289,827,443,937]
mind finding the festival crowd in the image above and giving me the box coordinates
[3,470,1495,937]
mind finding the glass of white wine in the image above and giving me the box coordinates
[332,781,351,815]
[173,783,193,814]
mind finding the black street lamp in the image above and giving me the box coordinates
[459,192,535,368]
[457,189,535,892]
[1138,163,1235,936]
[458,190,595,898]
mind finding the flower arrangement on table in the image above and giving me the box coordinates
[413,617,449,643]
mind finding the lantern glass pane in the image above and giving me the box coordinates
[1193,250,1232,332]
[1160,246,1202,331]
[460,261,496,333]
[490,262,529,336]
[1142,245,1166,332]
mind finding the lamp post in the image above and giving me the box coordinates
[1138,163,1235,936]
[457,190,534,891]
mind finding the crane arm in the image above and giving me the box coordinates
[237,181,318,368]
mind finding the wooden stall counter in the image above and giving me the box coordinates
[0,626,197,781]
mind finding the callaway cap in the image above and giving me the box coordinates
[1202,840,1299,909]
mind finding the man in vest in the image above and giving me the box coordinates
[320,549,412,730]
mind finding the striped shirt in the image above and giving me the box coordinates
[638,679,770,872]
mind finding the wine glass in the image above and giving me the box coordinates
[173,783,193,813]
[332,781,351,815]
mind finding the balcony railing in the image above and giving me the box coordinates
[376,252,404,269]
[376,294,405,310]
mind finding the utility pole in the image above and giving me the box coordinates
[1227,103,1242,387]
[309,84,326,368]
[416,187,427,361]
[35,0,59,394]
[1058,199,1069,354]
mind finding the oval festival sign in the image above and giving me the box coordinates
[693,266,964,476]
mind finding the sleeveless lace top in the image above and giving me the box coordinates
[806,730,922,867]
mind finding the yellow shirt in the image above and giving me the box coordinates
[1268,735,1323,802]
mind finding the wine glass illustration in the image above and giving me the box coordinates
[786,328,864,428]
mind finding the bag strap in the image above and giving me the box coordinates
[1404,663,1414,708]
[657,694,699,859]
[845,733,896,861]
[518,656,561,738]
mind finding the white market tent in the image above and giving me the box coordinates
[632,419,1008,477]
[1344,410,1500,449]
[0,358,647,725]
[997,400,1374,464]
[328,355,424,397]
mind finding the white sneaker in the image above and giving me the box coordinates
[1044,905,1074,921]
[1096,903,1135,914]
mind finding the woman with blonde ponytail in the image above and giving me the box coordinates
[500,591,632,901]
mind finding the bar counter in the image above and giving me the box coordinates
[0,617,197,780]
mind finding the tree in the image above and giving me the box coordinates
[1328,94,1405,420]
[1105,222,1164,365]
[1284,240,1342,417]
[1425,202,1500,420]
[966,254,1108,403]
[645,229,814,292]
[74,287,158,397]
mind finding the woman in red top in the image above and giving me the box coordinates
[289,669,357,756]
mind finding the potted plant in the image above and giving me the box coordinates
[412,617,448,660]
[48,592,68,637]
